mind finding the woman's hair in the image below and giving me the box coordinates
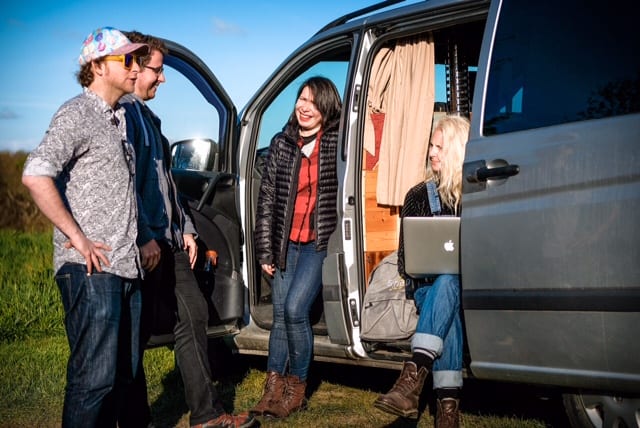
[425,114,471,212]
[287,76,342,130]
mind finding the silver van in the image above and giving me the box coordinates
[152,0,640,426]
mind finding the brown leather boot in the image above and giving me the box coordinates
[264,374,307,418]
[249,372,285,416]
[436,398,460,428]
[373,361,428,419]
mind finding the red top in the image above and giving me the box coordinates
[289,132,322,243]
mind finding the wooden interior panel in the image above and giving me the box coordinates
[363,168,399,282]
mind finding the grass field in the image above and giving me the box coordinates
[0,229,568,427]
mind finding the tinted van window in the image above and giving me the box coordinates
[483,0,640,135]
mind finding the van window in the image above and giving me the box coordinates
[257,60,349,150]
[483,0,640,135]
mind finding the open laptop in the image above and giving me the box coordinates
[402,216,460,278]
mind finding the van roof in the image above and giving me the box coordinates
[316,0,483,35]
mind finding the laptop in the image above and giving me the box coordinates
[402,216,460,278]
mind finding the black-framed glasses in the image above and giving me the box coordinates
[103,53,138,70]
[144,64,164,75]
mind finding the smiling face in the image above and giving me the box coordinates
[135,49,166,101]
[93,56,142,106]
[295,85,324,136]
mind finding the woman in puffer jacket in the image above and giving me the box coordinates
[251,76,341,419]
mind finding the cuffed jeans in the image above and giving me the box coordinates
[121,241,219,427]
[411,274,463,389]
[267,241,326,381]
[55,263,141,428]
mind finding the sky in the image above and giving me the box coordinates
[0,0,416,153]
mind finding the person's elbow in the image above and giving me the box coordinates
[22,174,50,193]
[22,174,39,190]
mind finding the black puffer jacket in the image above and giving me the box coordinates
[254,120,339,270]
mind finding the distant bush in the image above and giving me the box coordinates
[0,229,64,342]
[0,151,51,232]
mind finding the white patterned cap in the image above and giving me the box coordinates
[78,27,149,65]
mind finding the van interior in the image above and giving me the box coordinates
[249,19,485,349]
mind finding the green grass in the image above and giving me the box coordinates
[0,229,559,427]
[0,337,552,427]
[0,336,551,427]
[0,229,64,342]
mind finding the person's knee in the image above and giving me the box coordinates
[435,275,460,295]
[283,303,308,325]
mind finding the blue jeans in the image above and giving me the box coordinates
[411,274,463,389]
[55,263,141,428]
[267,242,326,381]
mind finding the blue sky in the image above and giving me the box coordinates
[0,0,413,153]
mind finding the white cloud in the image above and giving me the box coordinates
[211,18,246,36]
[0,108,18,120]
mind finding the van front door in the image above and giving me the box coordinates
[159,39,244,337]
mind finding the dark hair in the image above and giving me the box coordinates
[123,30,168,67]
[287,76,342,130]
[76,62,95,87]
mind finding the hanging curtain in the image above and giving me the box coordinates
[364,46,393,169]
[366,34,435,206]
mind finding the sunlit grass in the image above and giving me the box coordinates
[0,229,554,427]
[0,229,64,343]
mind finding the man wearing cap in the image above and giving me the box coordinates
[22,27,149,427]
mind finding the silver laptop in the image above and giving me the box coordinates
[402,216,460,278]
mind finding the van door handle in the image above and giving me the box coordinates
[468,163,519,183]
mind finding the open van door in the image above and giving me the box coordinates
[152,39,244,340]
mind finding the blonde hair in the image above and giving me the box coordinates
[425,114,470,213]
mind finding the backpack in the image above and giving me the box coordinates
[360,251,418,342]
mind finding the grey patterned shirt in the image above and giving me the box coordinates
[23,88,140,278]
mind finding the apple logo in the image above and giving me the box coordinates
[444,240,455,252]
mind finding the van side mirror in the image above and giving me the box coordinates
[171,138,218,171]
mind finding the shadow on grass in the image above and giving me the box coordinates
[304,360,570,428]
[148,346,570,427]
[150,365,189,427]
[148,338,255,427]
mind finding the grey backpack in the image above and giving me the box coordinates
[360,251,418,342]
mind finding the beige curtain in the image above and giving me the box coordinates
[366,34,435,206]
[364,46,393,159]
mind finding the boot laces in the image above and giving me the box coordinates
[391,366,419,394]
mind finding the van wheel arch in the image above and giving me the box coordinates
[562,392,640,428]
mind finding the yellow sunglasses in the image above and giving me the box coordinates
[103,53,139,70]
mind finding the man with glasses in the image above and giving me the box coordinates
[22,27,149,427]
[119,31,255,428]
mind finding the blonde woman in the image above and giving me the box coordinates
[374,114,470,428]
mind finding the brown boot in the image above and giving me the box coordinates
[373,361,428,419]
[264,374,307,418]
[249,372,286,416]
[436,398,460,428]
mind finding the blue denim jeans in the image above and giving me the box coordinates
[55,263,141,428]
[411,274,463,389]
[267,242,326,381]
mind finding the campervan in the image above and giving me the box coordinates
[151,0,640,426]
